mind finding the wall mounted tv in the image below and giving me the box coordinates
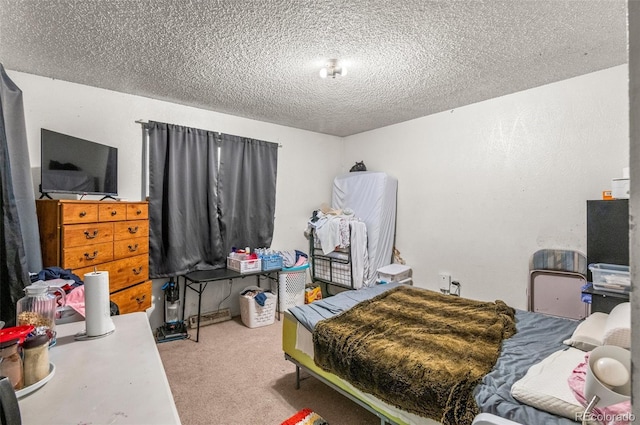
[40,129,118,197]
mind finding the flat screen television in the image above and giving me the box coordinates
[40,129,118,197]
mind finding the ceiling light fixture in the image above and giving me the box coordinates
[319,59,347,79]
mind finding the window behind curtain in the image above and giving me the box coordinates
[146,121,278,278]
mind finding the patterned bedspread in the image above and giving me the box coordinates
[288,283,580,425]
[313,285,516,425]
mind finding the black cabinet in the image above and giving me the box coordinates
[584,199,629,313]
[586,199,629,271]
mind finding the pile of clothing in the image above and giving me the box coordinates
[279,250,308,268]
[304,203,360,255]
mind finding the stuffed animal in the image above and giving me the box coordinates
[350,161,367,172]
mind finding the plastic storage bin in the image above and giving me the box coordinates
[278,264,309,311]
[227,256,261,273]
[589,263,630,293]
[261,254,283,271]
[239,286,277,328]
[377,264,412,284]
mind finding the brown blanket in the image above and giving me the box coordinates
[313,285,516,425]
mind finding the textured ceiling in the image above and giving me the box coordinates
[0,0,628,137]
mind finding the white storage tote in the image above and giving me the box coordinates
[239,286,277,328]
[278,264,309,311]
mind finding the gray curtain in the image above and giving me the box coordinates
[147,121,278,278]
[0,64,40,326]
[218,134,278,255]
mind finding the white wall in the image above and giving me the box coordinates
[8,70,343,329]
[344,65,629,310]
[9,65,629,328]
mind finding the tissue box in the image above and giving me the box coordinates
[612,178,629,199]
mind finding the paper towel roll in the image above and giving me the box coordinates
[83,271,115,337]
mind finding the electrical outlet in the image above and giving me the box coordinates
[438,273,451,294]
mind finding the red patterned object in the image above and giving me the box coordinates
[280,408,328,425]
[0,325,34,344]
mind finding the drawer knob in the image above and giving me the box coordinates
[84,230,99,239]
[135,295,146,305]
[128,226,139,234]
[132,266,143,275]
[111,210,117,216]
[136,209,142,215]
[84,251,98,260]
[79,211,87,217]
[128,243,139,252]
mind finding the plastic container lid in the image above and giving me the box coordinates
[282,263,309,272]
[0,325,34,345]
[377,264,411,274]
[23,334,49,349]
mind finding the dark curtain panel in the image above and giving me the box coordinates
[103,148,117,194]
[147,121,223,277]
[0,65,34,326]
[218,134,278,255]
[147,121,279,278]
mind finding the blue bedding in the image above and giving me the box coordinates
[288,283,580,425]
[288,282,403,331]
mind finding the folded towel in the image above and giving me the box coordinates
[254,292,267,307]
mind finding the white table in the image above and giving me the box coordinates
[18,312,181,425]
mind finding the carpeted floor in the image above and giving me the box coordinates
[157,314,379,425]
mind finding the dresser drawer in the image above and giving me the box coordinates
[62,222,114,248]
[111,281,152,314]
[61,203,99,224]
[98,203,127,222]
[74,254,149,293]
[114,236,149,260]
[63,242,114,269]
[114,220,149,240]
[108,254,149,293]
[126,203,148,220]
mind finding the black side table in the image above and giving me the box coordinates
[180,268,280,342]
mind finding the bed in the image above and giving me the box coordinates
[309,171,397,290]
[283,283,584,425]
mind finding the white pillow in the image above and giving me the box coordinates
[563,312,607,351]
[603,302,630,348]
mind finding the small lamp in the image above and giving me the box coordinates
[582,345,630,424]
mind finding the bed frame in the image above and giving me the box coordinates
[285,354,396,425]
[282,284,582,425]
[282,311,439,425]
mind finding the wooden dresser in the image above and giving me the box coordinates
[36,199,151,314]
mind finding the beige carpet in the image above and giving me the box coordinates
[157,314,379,425]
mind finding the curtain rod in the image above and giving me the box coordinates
[135,119,283,147]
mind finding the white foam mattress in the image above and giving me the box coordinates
[332,171,397,286]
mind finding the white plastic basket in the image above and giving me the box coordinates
[239,286,277,328]
[278,264,308,311]
[227,256,261,273]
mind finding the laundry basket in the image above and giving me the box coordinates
[239,286,277,328]
[278,264,309,311]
